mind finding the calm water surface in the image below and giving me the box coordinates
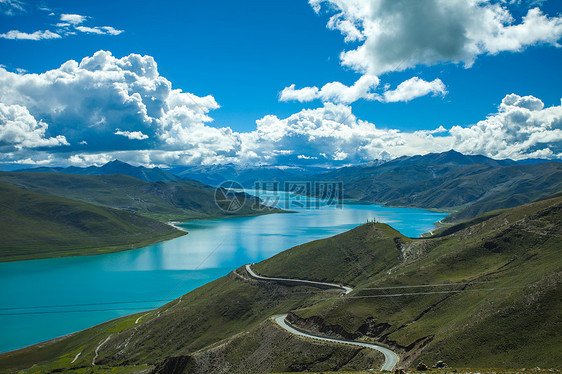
[0,192,447,353]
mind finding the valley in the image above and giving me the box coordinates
[0,192,559,373]
[0,191,446,355]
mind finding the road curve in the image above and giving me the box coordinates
[245,264,353,295]
[245,264,398,371]
[92,335,111,366]
[274,314,398,371]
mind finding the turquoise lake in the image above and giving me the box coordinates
[0,192,448,353]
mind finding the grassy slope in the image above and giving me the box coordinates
[0,183,185,261]
[286,196,562,368]
[253,223,407,286]
[427,163,562,222]
[0,171,283,222]
[0,196,560,372]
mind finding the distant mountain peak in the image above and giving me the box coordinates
[14,159,180,183]
[444,149,462,155]
[105,160,129,166]
[102,160,139,170]
[398,150,516,167]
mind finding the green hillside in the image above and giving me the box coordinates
[267,196,561,368]
[0,171,283,222]
[1,195,560,372]
[0,183,185,261]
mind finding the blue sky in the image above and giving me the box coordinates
[1,0,561,167]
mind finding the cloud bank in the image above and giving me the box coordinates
[0,51,560,167]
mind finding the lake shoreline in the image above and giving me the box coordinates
[1,209,292,263]
[0,197,448,353]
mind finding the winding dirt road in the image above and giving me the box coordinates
[245,264,399,371]
[244,264,352,294]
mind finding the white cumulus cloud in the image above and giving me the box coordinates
[60,14,87,25]
[0,30,61,40]
[450,94,562,160]
[0,51,228,159]
[243,102,407,164]
[279,85,320,103]
[280,75,380,104]
[383,77,447,103]
[115,130,149,140]
[280,75,446,104]
[310,0,562,75]
[0,103,68,150]
[280,0,562,108]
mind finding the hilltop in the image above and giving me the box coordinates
[0,171,283,223]
[1,193,560,372]
[0,183,184,261]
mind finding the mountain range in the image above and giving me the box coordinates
[11,151,562,226]
[168,164,330,188]
[14,160,330,186]
[15,160,180,183]
[9,151,562,226]
[308,150,562,223]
